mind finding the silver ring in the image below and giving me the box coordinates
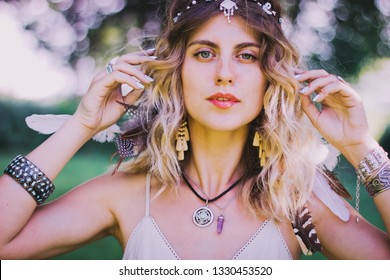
[105,56,119,75]
[106,63,114,75]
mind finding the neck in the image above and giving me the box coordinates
[184,120,248,197]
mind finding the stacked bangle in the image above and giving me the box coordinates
[365,164,390,197]
[4,155,55,205]
[356,147,390,197]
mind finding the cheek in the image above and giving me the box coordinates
[250,91,264,118]
[181,62,196,97]
[248,75,266,113]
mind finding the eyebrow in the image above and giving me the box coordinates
[188,40,261,50]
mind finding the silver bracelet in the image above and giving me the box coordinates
[4,155,55,205]
[365,163,390,197]
[356,146,389,184]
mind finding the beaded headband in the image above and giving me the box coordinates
[173,0,283,24]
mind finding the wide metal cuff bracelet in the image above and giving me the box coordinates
[4,155,55,205]
[365,163,390,197]
[356,146,389,183]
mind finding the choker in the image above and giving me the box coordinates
[182,172,243,233]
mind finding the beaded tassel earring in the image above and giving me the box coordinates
[176,122,190,161]
[253,131,267,166]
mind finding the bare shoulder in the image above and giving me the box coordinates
[82,171,150,217]
[86,171,151,247]
[63,171,148,207]
[60,171,150,246]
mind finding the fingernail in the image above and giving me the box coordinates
[145,75,154,82]
[136,81,145,89]
[147,48,156,52]
[150,56,158,60]
[300,86,309,94]
[312,94,320,102]
[121,84,133,97]
[294,74,301,79]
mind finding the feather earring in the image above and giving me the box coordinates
[175,122,190,161]
[253,131,267,166]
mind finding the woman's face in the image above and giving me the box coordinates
[181,14,266,131]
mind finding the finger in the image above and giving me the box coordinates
[295,69,329,83]
[121,87,143,105]
[300,94,321,127]
[110,61,154,85]
[93,64,154,94]
[108,71,148,91]
[299,74,337,97]
[94,51,158,81]
[312,81,342,103]
[118,51,157,65]
[141,47,156,57]
[90,71,145,101]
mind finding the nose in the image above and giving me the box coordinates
[215,58,234,86]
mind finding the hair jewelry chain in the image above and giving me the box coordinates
[173,0,283,24]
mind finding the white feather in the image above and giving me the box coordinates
[313,143,340,171]
[26,114,71,134]
[312,173,350,222]
[92,124,122,143]
[313,143,329,165]
[25,114,121,143]
[321,143,340,171]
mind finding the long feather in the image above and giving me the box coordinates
[312,172,350,222]
[313,143,340,171]
[25,114,121,143]
[26,114,70,134]
[321,143,340,171]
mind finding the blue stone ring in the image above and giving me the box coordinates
[105,56,119,75]
[106,62,114,75]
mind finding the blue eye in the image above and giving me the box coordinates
[194,50,213,59]
[239,53,256,60]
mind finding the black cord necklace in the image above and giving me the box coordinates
[182,173,242,202]
[182,172,243,229]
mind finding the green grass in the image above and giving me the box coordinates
[0,151,385,260]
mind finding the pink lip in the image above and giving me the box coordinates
[206,93,240,109]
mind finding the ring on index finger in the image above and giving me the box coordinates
[106,63,114,75]
[105,56,119,75]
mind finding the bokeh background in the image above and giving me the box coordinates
[0,0,389,260]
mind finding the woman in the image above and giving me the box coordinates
[0,0,389,260]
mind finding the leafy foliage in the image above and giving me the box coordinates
[6,0,390,76]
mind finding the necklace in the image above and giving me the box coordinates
[182,171,243,233]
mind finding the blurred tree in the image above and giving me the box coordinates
[4,0,390,77]
[286,0,390,77]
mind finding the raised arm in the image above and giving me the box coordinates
[297,70,390,258]
[0,50,155,259]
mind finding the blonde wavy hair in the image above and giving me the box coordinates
[119,0,324,221]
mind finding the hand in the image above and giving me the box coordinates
[296,70,375,155]
[73,49,156,135]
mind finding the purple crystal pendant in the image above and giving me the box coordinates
[217,214,225,234]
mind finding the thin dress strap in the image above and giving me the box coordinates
[145,173,151,217]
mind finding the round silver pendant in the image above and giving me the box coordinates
[193,206,214,227]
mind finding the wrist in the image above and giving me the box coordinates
[339,136,380,168]
[66,115,97,141]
